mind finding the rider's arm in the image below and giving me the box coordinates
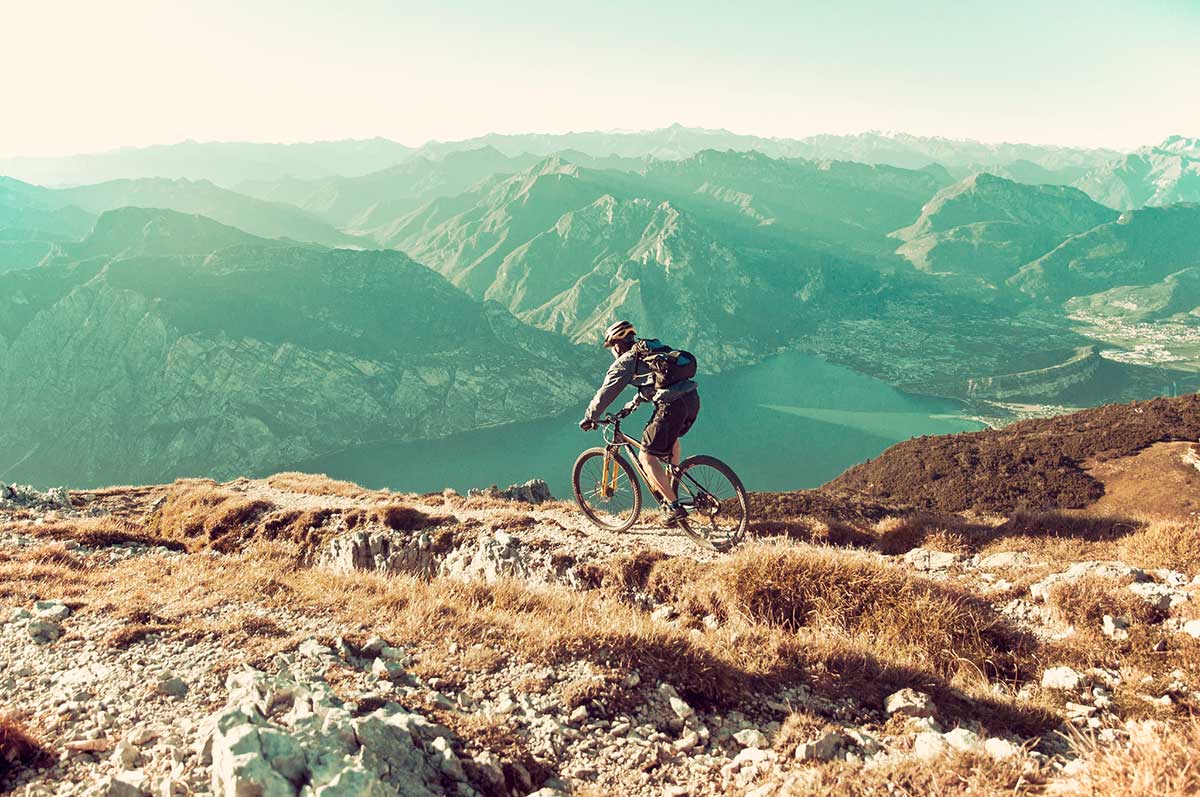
[584,353,636,422]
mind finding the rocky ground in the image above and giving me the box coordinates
[3,470,1200,797]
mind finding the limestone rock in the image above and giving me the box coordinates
[1041,666,1085,691]
[1102,614,1130,640]
[33,600,72,621]
[884,688,936,718]
[794,731,843,761]
[904,548,961,572]
[467,479,554,504]
[977,551,1031,569]
[733,728,769,749]
[27,618,64,645]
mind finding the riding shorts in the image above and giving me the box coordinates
[642,390,700,459]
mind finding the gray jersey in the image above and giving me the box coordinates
[584,350,697,422]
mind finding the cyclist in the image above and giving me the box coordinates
[579,320,700,526]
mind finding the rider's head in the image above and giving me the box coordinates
[603,320,637,357]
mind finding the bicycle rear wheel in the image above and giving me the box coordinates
[672,455,749,551]
[572,447,642,532]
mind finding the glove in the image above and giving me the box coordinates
[579,418,597,432]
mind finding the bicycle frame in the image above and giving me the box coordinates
[599,414,707,506]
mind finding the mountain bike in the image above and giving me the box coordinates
[571,402,749,551]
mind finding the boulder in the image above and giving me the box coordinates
[977,551,1032,569]
[884,688,936,718]
[984,737,1020,760]
[32,600,72,621]
[1127,582,1187,610]
[1181,619,1200,638]
[1102,614,1130,641]
[912,732,951,761]
[903,548,961,572]
[1029,562,1148,602]
[27,619,64,645]
[154,675,188,698]
[794,730,843,761]
[943,727,982,754]
[468,479,553,504]
[733,728,769,749]
[1041,666,1085,691]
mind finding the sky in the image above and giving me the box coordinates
[3,0,1198,157]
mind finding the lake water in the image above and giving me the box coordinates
[292,352,985,496]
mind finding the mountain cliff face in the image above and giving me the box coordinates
[1009,204,1200,303]
[1075,136,1200,210]
[383,155,899,368]
[0,209,594,487]
[891,173,1117,283]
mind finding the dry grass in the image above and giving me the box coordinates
[642,543,1033,684]
[0,516,185,550]
[1053,719,1200,797]
[776,751,1044,796]
[0,713,48,780]
[772,711,838,757]
[142,480,455,558]
[374,504,451,532]
[1118,520,1200,573]
[265,472,376,499]
[1047,575,1166,632]
[979,509,1142,563]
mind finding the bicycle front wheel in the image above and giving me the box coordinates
[572,447,643,532]
[672,455,749,551]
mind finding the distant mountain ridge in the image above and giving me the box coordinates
[2,125,1128,189]
[0,138,414,188]
[0,175,363,249]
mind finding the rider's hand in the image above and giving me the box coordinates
[621,397,642,414]
[579,418,597,432]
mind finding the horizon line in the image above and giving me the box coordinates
[2,123,1183,161]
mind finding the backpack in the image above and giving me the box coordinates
[631,338,698,389]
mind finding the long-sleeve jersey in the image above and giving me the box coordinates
[584,350,697,422]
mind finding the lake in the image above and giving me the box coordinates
[292,352,985,497]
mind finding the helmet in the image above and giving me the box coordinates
[603,320,637,348]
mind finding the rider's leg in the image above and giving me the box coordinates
[671,439,681,467]
[640,449,676,503]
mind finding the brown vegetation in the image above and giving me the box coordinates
[830,394,1200,514]
[776,752,1045,797]
[1056,719,1200,797]
[0,713,48,780]
[265,472,379,499]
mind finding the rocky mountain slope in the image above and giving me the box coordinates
[892,173,1116,283]
[1009,204,1200,303]
[1075,136,1200,210]
[0,209,595,487]
[5,394,1200,796]
[379,152,948,368]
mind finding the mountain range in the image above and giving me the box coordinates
[0,208,595,486]
[3,128,1200,486]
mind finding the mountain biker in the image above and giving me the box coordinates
[578,320,700,526]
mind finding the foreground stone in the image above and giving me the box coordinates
[203,669,466,797]
[884,688,936,718]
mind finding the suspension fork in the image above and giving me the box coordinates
[601,445,622,498]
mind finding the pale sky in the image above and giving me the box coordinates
[3,0,1198,157]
